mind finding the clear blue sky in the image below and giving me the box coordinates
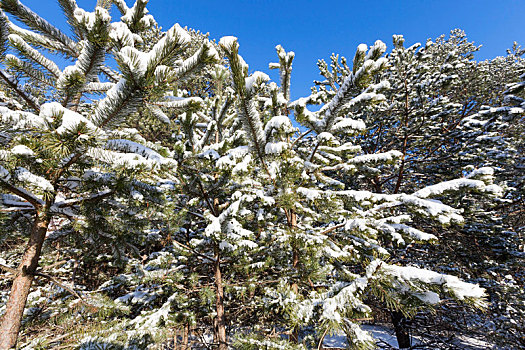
[20,0,525,100]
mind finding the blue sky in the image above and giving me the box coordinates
[20,0,525,99]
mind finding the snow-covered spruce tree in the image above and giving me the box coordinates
[0,0,218,348]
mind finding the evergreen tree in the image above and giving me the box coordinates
[0,2,521,349]
[0,0,217,348]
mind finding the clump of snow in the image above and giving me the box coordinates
[388,223,437,241]
[357,43,368,53]
[56,65,84,89]
[413,177,503,198]
[74,6,111,31]
[216,146,250,169]
[11,145,34,157]
[105,139,174,166]
[120,0,156,29]
[297,187,323,201]
[331,117,366,133]
[15,167,53,192]
[381,263,486,301]
[265,115,294,135]
[245,71,269,92]
[349,150,402,164]
[317,132,336,143]
[413,178,486,198]
[219,36,238,50]
[466,166,494,179]
[40,102,98,135]
[0,107,48,130]
[109,21,141,47]
[265,141,288,155]
[0,165,10,180]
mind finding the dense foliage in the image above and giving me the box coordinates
[0,1,523,349]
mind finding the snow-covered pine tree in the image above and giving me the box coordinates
[0,2,516,348]
[0,0,218,347]
[311,31,523,347]
[144,35,495,349]
[449,54,525,347]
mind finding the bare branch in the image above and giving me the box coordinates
[0,179,43,208]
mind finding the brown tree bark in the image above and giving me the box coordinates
[0,212,49,350]
[213,249,227,350]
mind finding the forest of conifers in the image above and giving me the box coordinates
[0,0,523,349]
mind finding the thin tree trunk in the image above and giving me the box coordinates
[0,213,49,350]
[182,323,189,350]
[391,310,411,349]
[290,210,299,343]
[213,249,227,350]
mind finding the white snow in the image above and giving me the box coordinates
[105,139,173,166]
[357,43,368,54]
[0,107,47,130]
[341,92,386,110]
[245,71,269,92]
[317,132,336,143]
[349,150,403,164]
[11,145,34,157]
[331,117,366,132]
[264,115,294,134]
[15,167,53,192]
[8,34,61,78]
[109,21,139,47]
[56,64,84,89]
[413,178,487,198]
[219,36,238,49]
[466,166,494,179]
[40,102,98,135]
[381,263,486,301]
[74,7,111,31]
[265,141,288,155]
[0,165,10,180]
[388,223,437,241]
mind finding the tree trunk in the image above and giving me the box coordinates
[182,323,189,350]
[0,213,49,350]
[391,310,411,349]
[290,210,299,344]
[213,250,227,350]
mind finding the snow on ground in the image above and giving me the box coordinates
[323,324,401,348]
[451,334,494,350]
[323,324,494,349]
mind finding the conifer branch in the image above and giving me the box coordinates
[172,239,215,263]
[0,178,43,208]
[111,0,128,15]
[33,270,86,302]
[274,44,294,100]
[55,190,114,207]
[100,65,120,83]
[0,69,39,112]
[51,153,82,185]
[171,42,219,83]
[0,9,9,56]
[0,262,18,275]
[291,129,312,148]
[219,37,267,166]
[0,0,75,54]
[8,33,61,78]
[5,54,55,86]
[57,0,79,38]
